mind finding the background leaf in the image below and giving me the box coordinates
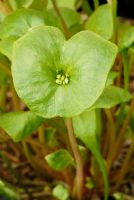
[44,7,82,34]
[45,149,74,170]
[0,179,19,200]
[118,23,134,51]
[47,0,76,9]
[90,85,132,110]
[8,0,34,10]
[85,4,113,40]
[52,184,69,200]
[73,110,108,200]
[0,111,44,141]
[30,0,48,10]
[0,8,46,39]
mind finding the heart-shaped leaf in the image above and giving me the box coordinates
[0,111,44,141]
[72,110,108,200]
[85,4,113,40]
[12,26,117,118]
[45,149,74,170]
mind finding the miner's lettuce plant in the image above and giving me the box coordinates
[0,0,134,200]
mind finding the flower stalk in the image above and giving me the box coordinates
[65,118,84,200]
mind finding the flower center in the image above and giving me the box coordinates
[55,73,69,85]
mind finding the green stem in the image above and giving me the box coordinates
[122,50,130,90]
[51,0,71,39]
[107,0,117,42]
[93,0,99,9]
[10,80,20,111]
[38,124,45,144]
[0,0,8,15]
[104,109,116,160]
[0,85,7,110]
[65,118,84,200]
[0,63,12,78]
[22,141,39,172]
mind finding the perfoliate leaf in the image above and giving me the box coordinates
[12,26,117,118]
[118,23,134,51]
[0,8,46,39]
[85,4,113,40]
[45,149,74,170]
[48,0,76,9]
[90,86,132,110]
[52,184,69,200]
[72,110,108,200]
[0,111,44,141]
[8,0,34,10]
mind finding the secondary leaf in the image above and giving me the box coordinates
[90,86,132,110]
[0,8,46,59]
[52,184,69,200]
[45,149,74,170]
[12,26,117,118]
[85,4,113,40]
[0,111,44,141]
[106,71,119,86]
[73,110,108,200]
[118,23,134,51]
[0,8,46,39]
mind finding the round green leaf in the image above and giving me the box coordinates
[0,8,46,39]
[12,26,117,118]
[85,4,113,40]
